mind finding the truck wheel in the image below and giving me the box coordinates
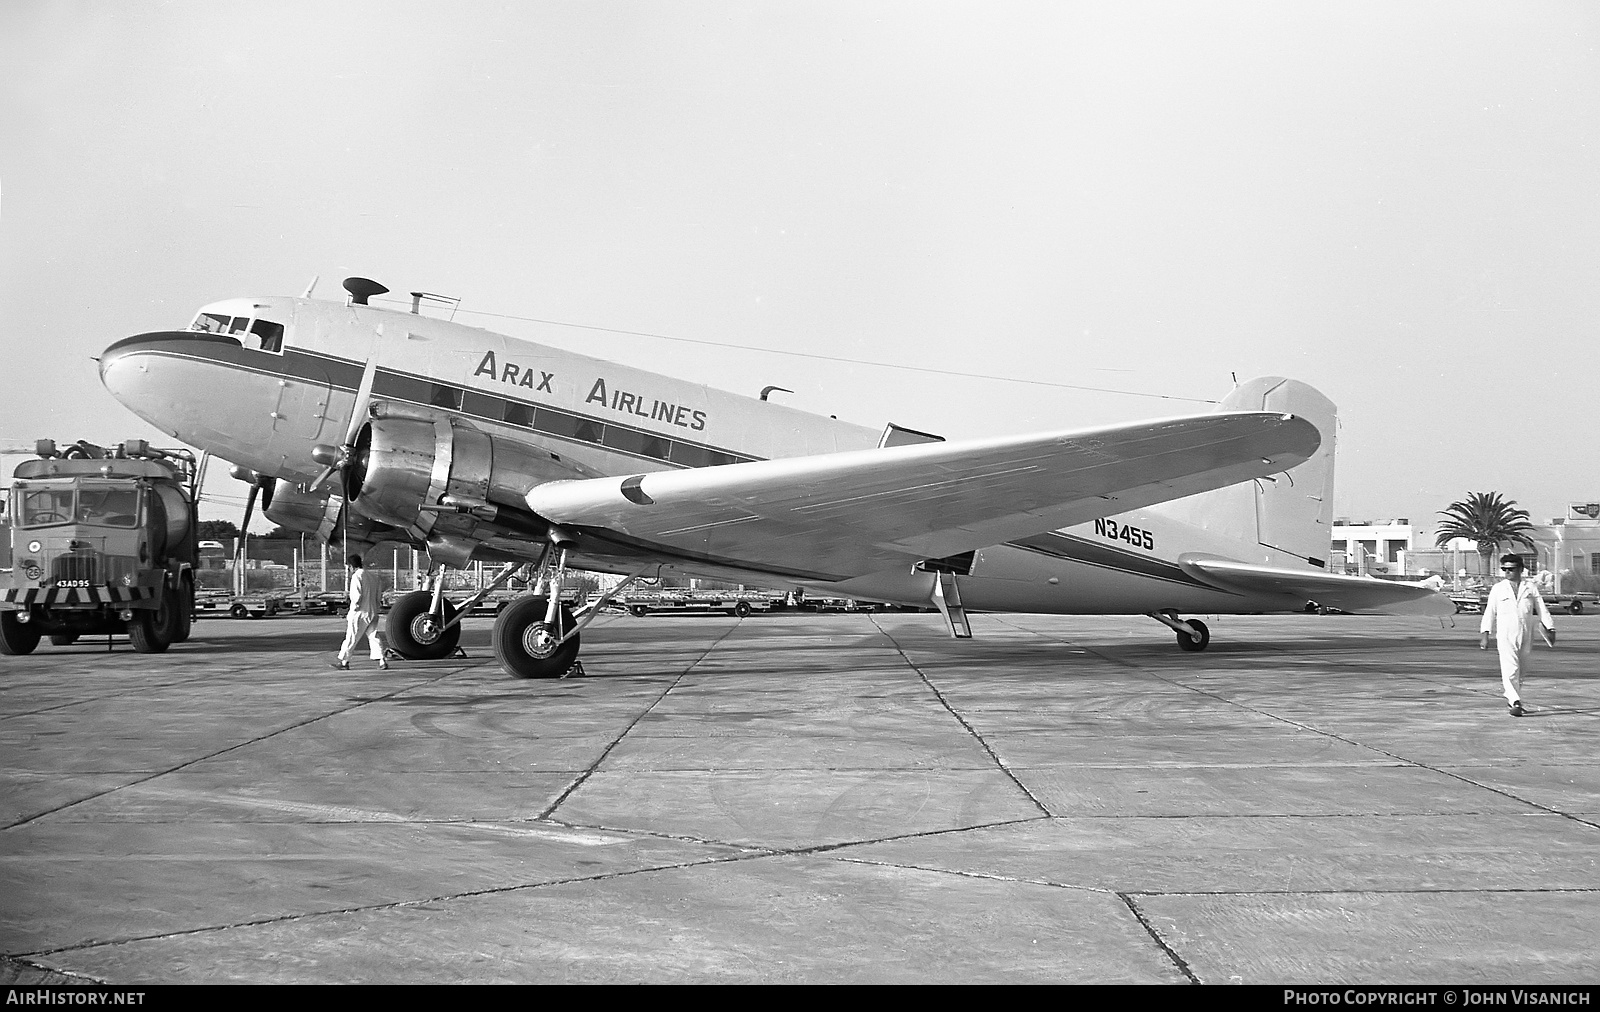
[0,612,41,655]
[172,579,194,643]
[385,591,461,660]
[493,596,579,679]
[49,634,79,646]
[629,605,648,617]
[1571,600,1585,615]
[229,603,248,620]
[151,586,182,645]
[128,595,173,654]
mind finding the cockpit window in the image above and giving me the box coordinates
[192,312,232,334]
[187,312,284,353]
[251,319,285,353]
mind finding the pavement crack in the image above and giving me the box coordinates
[20,851,777,958]
[871,616,1051,817]
[994,617,1600,832]
[3,668,466,831]
[537,622,742,821]
[1118,892,1199,983]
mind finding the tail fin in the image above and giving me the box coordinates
[1156,376,1337,568]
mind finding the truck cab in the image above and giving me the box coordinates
[2,440,198,655]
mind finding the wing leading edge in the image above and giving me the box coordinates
[1180,558,1453,615]
[525,410,1320,582]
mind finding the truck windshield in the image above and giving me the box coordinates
[76,488,140,527]
[18,488,76,528]
[15,486,141,529]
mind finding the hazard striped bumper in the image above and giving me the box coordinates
[2,586,156,607]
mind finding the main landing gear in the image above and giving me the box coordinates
[382,537,647,680]
[1148,611,1210,652]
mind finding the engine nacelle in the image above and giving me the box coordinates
[346,416,581,538]
[263,480,402,548]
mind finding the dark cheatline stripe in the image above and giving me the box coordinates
[113,333,762,469]
[1006,531,1220,590]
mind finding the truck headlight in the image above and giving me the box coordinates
[27,541,41,553]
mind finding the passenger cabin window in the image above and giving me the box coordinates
[187,313,284,353]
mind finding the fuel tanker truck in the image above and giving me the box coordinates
[1,439,199,654]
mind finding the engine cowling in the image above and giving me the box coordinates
[263,480,402,548]
[345,416,582,537]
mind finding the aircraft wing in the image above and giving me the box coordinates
[525,411,1319,583]
[1179,558,1454,616]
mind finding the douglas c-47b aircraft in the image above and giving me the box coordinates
[97,277,1446,677]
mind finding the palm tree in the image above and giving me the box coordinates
[1435,492,1537,577]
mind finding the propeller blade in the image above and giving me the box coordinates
[308,463,338,492]
[236,482,261,567]
[342,346,380,447]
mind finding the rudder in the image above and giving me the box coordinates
[1156,376,1337,568]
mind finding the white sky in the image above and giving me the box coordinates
[3,1,1597,536]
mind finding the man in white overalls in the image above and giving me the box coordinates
[1479,554,1554,716]
[332,553,388,671]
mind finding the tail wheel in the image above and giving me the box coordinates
[384,590,461,660]
[1176,618,1210,652]
[0,612,41,656]
[493,596,579,679]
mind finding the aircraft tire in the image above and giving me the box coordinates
[0,612,41,656]
[49,634,79,646]
[493,596,579,679]
[385,591,461,660]
[1176,618,1210,652]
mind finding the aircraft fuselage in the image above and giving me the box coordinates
[100,293,1328,620]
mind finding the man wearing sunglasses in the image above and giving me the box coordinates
[1479,554,1555,717]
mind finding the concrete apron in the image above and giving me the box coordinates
[1,611,1597,983]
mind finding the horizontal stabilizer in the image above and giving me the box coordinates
[526,410,1319,582]
[1180,557,1453,616]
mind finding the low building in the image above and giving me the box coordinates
[1335,505,1600,594]
[1330,518,1416,577]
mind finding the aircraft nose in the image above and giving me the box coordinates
[99,329,236,437]
[99,331,187,401]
